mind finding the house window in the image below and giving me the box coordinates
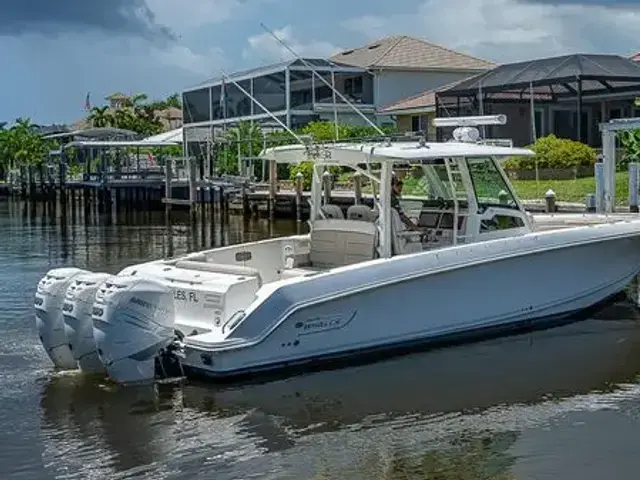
[344,76,363,95]
[411,115,429,133]
[610,108,623,119]
[411,116,420,132]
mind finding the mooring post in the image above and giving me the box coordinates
[242,181,251,217]
[629,162,639,213]
[220,186,226,217]
[322,170,331,206]
[164,157,172,216]
[594,162,605,213]
[602,129,616,213]
[295,171,303,222]
[188,156,197,219]
[58,151,67,206]
[268,160,277,218]
[353,172,362,205]
[545,189,556,213]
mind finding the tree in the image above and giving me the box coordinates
[87,92,173,135]
[0,117,51,176]
[217,121,264,175]
[120,93,148,108]
[88,106,112,127]
[165,93,182,109]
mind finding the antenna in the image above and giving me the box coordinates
[218,68,306,144]
[432,115,507,127]
[259,22,386,136]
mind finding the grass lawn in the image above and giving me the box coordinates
[511,171,629,203]
[335,170,632,205]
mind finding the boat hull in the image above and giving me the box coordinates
[182,224,640,379]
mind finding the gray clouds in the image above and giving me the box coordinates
[0,0,175,41]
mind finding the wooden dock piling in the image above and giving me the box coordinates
[295,172,303,222]
[353,172,362,205]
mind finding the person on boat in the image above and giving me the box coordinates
[391,177,421,231]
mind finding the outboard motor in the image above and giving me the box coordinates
[62,272,114,372]
[35,268,89,369]
[92,274,176,384]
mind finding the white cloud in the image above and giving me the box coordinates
[151,43,226,76]
[341,0,640,63]
[243,25,342,64]
[146,0,246,29]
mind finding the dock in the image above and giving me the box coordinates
[4,151,640,228]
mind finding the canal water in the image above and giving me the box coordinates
[3,198,640,479]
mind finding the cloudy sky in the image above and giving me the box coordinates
[1,0,639,125]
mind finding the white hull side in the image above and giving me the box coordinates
[192,315,640,424]
[184,225,640,377]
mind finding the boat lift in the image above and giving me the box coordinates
[599,117,640,213]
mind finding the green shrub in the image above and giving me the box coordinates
[504,134,597,170]
[618,129,640,168]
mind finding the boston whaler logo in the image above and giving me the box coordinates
[295,310,357,334]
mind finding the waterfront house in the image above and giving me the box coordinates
[180,35,494,142]
[383,53,640,147]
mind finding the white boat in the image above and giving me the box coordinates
[33,115,640,384]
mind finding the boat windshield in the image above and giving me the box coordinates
[466,156,518,209]
[395,162,454,202]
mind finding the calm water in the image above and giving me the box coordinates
[4,199,640,479]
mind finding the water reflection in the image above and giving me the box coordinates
[38,300,640,479]
[40,375,167,475]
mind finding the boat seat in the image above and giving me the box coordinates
[346,205,376,222]
[173,260,263,287]
[390,209,423,256]
[309,219,377,268]
[320,204,344,219]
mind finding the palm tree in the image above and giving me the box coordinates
[88,106,112,127]
[134,105,163,135]
[127,93,148,108]
[112,108,135,130]
[165,93,182,108]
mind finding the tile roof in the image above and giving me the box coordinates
[380,80,554,114]
[380,89,436,113]
[380,79,466,113]
[331,35,495,71]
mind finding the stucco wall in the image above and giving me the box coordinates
[375,70,481,108]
